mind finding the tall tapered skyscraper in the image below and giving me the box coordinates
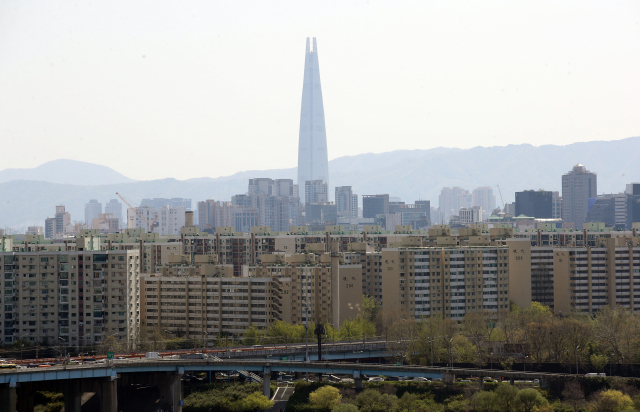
[297,37,329,195]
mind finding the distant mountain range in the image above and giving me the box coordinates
[1,137,639,228]
[0,159,136,186]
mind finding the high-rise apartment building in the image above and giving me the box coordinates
[335,186,358,218]
[304,180,328,204]
[140,198,192,211]
[297,38,329,189]
[363,195,390,219]
[44,205,71,239]
[472,187,496,219]
[92,213,120,233]
[0,248,140,347]
[515,190,553,218]
[562,164,597,228]
[85,200,102,228]
[105,199,123,227]
[439,187,472,222]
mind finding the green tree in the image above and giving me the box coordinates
[362,294,381,324]
[309,386,342,410]
[591,354,609,373]
[241,392,274,411]
[470,390,497,412]
[332,404,359,412]
[356,389,398,412]
[590,389,633,412]
[338,316,376,341]
[517,388,547,412]
[397,392,419,412]
[495,383,519,412]
[243,325,261,346]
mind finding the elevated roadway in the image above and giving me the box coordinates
[0,358,582,412]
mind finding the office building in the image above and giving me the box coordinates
[562,164,597,229]
[85,200,102,228]
[335,186,358,219]
[297,37,329,189]
[305,202,337,225]
[459,206,482,223]
[552,192,562,219]
[515,190,553,218]
[363,195,390,219]
[305,180,328,204]
[627,184,640,230]
[104,199,123,227]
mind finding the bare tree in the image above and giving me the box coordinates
[562,380,585,411]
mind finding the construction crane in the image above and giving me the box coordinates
[251,206,260,227]
[497,185,505,212]
[116,192,159,233]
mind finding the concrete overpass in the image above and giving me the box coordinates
[0,358,576,412]
[0,358,571,412]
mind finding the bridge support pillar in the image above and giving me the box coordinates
[62,380,82,412]
[17,382,35,412]
[263,372,271,398]
[478,377,483,390]
[99,378,117,412]
[510,377,515,385]
[157,373,182,412]
[1,384,17,412]
[355,378,363,390]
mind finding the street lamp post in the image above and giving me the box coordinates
[449,338,453,368]
[428,337,435,367]
[19,333,30,361]
[575,345,580,375]
[524,355,528,373]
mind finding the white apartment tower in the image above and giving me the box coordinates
[335,186,358,218]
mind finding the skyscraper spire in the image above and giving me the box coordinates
[297,37,329,196]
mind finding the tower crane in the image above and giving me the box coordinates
[116,192,159,233]
[497,185,505,212]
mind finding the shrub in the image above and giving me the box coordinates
[44,402,64,412]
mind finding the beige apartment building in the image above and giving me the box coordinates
[139,249,363,340]
[247,251,363,328]
[530,236,640,315]
[378,239,531,319]
[140,255,287,339]
[0,246,140,348]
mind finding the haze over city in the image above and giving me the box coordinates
[1,0,639,181]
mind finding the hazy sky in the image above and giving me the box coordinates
[1,1,639,181]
